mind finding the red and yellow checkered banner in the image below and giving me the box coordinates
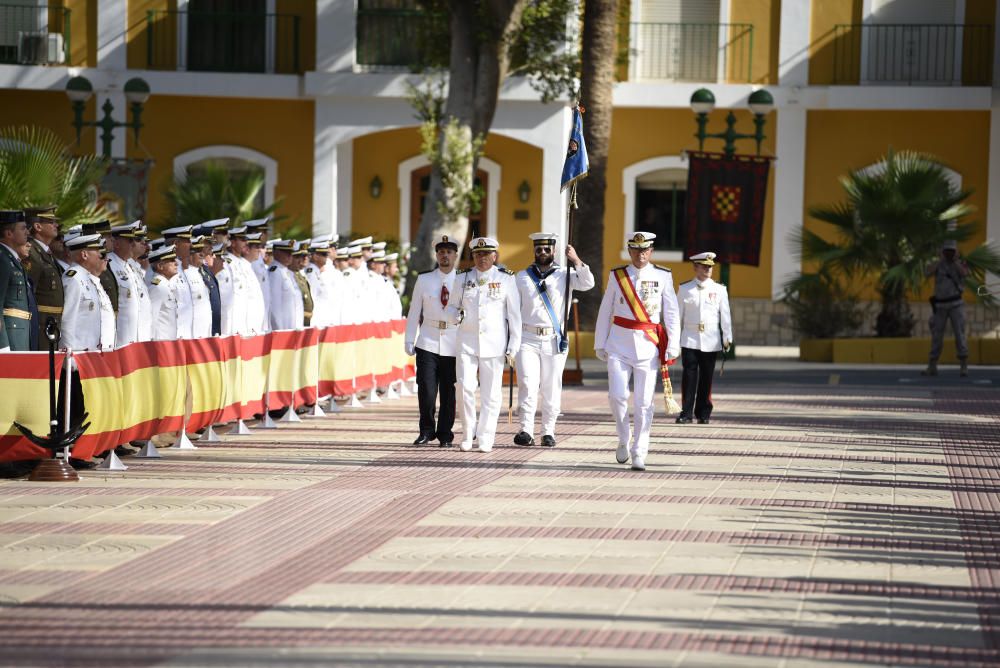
[0,321,414,463]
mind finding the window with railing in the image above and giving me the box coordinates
[146,3,302,74]
[832,23,994,86]
[355,0,445,70]
[628,22,753,83]
[0,2,70,65]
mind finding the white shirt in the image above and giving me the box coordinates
[303,262,332,327]
[108,252,143,348]
[147,272,178,341]
[320,264,346,326]
[60,264,115,351]
[236,255,267,334]
[267,262,304,331]
[594,263,681,363]
[217,253,248,336]
[516,262,595,355]
[677,278,732,352]
[185,265,213,338]
[449,265,521,358]
[173,261,195,339]
[405,268,458,356]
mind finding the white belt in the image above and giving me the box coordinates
[523,324,553,336]
[428,319,453,330]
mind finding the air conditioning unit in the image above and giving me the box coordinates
[17,32,65,65]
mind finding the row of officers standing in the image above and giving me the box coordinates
[0,208,403,354]
[405,231,733,472]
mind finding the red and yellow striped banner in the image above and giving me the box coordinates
[0,353,64,462]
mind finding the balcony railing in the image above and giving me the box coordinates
[0,3,71,65]
[832,23,994,86]
[356,5,445,70]
[628,23,753,83]
[146,10,301,74]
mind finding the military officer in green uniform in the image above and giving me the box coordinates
[0,210,33,351]
[24,206,64,348]
[292,242,314,327]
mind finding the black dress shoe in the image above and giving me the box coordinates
[69,458,96,470]
[675,416,692,424]
[697,418,710,424]
[413,435,434,445]
[513,431,534,446]
[114,445,136,457]
[541,435,556,447]
[438,441,453,448]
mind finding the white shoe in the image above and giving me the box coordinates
[459,441,473,452]
[631,456,646,471]
[478,442,493,453]
[615,443,629,464]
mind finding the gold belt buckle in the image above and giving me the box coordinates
[437,320,448,330]
[698,322,705,332]
[536,327,548,335]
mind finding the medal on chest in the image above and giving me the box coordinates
[488,282,501,299]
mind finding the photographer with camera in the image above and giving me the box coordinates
[923,239,969,377]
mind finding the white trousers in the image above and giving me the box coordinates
[607,355,659,459]
[457,353,505,450]
[516,346,568,437]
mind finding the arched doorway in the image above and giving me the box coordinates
[410,166,489,268]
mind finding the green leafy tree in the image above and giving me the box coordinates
[0,125,111,227]
[788,149,1000,337]
[164,159,288,234]
[403,0,579,285]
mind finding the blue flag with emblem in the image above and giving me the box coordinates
[560,106,589,192]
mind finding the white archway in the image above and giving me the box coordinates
[622,155,688,262]
[173,145,279,206]
[397,155,502,248]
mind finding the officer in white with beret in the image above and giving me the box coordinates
[676,251,732,424]
[147,245,180,341]
[268,239,304,330]
[405,235,460,446]
[513,232,595,447]
[448,236,521,453]
[594,232,680,471]
[61,234,116,351]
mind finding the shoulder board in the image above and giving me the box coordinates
[305,267,313,274]
[499,268,514,275]
[653,264,672,272]
[224,256,232,263]
[268,265,278,272]
[151,277,161,285]
[611,265,628,272]
[66,269,76,277]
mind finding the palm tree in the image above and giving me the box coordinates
[0,125,111,227]
[789,150,1000,337]
[164,159,288,233]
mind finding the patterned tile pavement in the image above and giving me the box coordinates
[0,364,998,667]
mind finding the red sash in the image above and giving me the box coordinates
[612,268,670,365]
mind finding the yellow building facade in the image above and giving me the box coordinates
[1,0,997,343]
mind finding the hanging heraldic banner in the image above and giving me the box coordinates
[684,151,772,267]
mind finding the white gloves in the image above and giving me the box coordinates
[723,341,732,353]
[505,352,516,368]
[405,342,415,356]
[595,348,607,362]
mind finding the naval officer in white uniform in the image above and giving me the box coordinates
[513,232,595,447]
[404,235,460,446]
[61,234,116,351]
[676,251,732,424]
[594,232,680,471]
[448,236,521,453]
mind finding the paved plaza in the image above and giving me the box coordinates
[0,358,998,667]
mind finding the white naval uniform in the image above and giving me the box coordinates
[267,262,304,331]
[677,278,732,352]
[217,253,248,336]
[252,256,270,322]
[303,263,331,327]
[449,266,521,452]
[60,265,115,351]
[515,262,595,439]
[185,265,213,338]
[129,258,153,341]
[236,255,267,334]
[405,268,458,356]
[108,252,142,348]
[594,263,680,461]
[173,261,195,339]
[320,264,346,326]
[147,273,178,341]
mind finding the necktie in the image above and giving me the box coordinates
[440,284,449,307]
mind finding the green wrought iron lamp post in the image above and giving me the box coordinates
[65,75,151,159]
[690,88,774,158]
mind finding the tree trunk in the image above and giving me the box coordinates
[406,1,524,295]
[875,283,915,337]
[573,0,618,328]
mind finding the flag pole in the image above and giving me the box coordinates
[560,181,577,352]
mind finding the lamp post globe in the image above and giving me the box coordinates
[124,78,151,105]
[65,75,93,103]
[689,88,716,115]
[748,89,774,116]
